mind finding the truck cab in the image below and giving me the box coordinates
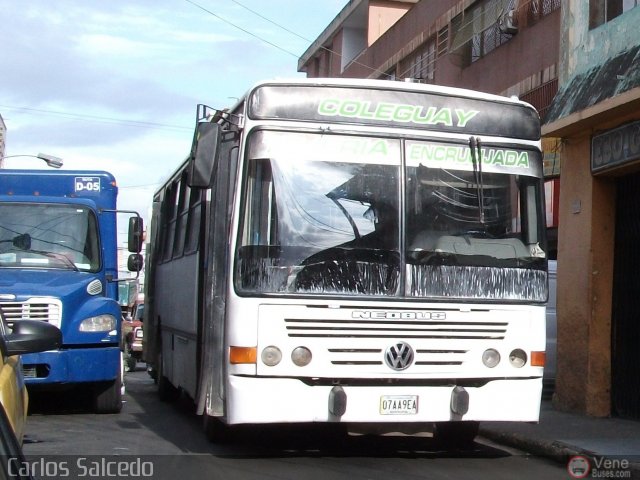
[0,170,142,413]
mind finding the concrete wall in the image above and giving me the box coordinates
[368,0,415,45]
[555,133,615,416]
[560,0,640,82]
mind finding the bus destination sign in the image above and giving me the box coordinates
[249,84,541,141]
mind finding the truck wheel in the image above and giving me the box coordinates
[93,375,123,414]
[433,421,479,449]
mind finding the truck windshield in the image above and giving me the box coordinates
[235,131,547,301]
[0,203,101,272]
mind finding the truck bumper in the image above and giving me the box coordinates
[21,347,121,385]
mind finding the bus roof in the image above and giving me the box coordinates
[236,77,536,110]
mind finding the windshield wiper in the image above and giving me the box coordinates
[32,251,80,271]
[469,136,485,225]
[326,192,361,240]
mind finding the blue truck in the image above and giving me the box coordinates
[0,169,143,413]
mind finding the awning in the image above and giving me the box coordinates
[543,45,640,136]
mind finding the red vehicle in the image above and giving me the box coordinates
[124,303,144,372]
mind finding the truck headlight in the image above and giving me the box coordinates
[79,314,117,332]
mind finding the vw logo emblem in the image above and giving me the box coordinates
[385,341,414,371]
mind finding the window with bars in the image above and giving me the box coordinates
[437,26,449,57]
[589,0,639,29]
[450,0,559,67]
[450,0,518,67]
[401,37,436,82]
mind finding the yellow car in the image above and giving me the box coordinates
[0,312,61,442]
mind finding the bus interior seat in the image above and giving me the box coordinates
[434,235,529,259]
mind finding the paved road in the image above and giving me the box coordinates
[21,367,569,480]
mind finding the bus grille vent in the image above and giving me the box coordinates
[285,318,507,340]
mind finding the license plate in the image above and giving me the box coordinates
[379,395,418,415]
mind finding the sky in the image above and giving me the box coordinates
[0,0,347,242]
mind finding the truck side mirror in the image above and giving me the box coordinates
[128,216,144,253]
[127,253,144,272]
[188,122,220,188]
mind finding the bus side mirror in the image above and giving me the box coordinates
[128,216,144,253]
[188,122,220,188]
[127,253,144,272]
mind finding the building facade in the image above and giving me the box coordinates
[543,0,640,419]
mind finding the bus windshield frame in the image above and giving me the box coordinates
[234,129,547,302]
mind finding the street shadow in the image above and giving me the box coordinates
[27,385,95,415]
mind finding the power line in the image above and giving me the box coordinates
[0,104,190,132]
[187,0,391,79]
[184,0,301,59]
[226,0,310,43]
[119,183,160,190]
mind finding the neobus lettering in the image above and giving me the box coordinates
[408,143,530,168]
[352,311,447,320]
[318,99,479,128]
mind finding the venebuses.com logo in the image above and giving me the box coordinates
[567,455,632,479]
[567,456,590,478]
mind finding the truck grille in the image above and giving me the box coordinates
[0,299,62,328]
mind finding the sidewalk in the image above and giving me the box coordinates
[480,400,640,475]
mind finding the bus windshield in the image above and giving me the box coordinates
[0,203,101,272]
[235,130,547,301]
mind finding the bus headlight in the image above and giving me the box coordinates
[482,348,500,368]
[261,346,282,366]
[509,349,527,368]
[291,347,312,367]
[79,314,117,332]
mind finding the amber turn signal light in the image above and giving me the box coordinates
[229,346,257,364]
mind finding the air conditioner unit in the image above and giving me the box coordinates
[498,9,518,34]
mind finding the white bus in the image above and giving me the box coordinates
[144,78,548,446]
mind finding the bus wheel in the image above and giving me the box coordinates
[93,376,123,414]
[156,351,178,402]
[203,414,230,443]
[433,421,479,449]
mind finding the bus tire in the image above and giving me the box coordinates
[433,421,479,449]
[93,376,123,414]
[203,414,230,443]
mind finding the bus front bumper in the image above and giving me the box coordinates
[21,347,121,385]
[225,375,542,425]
